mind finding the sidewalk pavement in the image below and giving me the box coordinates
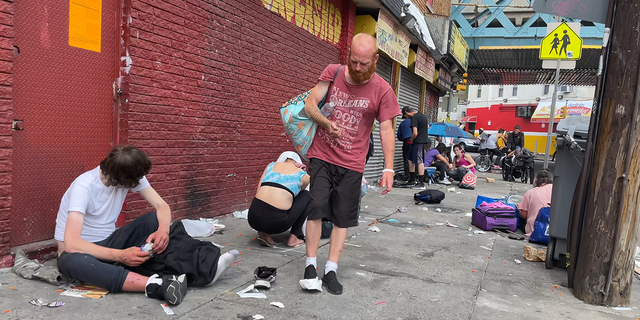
[1,171,638,319]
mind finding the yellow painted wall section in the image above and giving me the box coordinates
[261,0,342,45]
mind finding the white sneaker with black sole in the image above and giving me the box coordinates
[439,179,451,185]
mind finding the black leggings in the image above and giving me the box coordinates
[57,212,159,293]
[248,190,311,239]
[433,161,449,180]
[488,149,502,165]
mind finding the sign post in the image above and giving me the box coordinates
[539,22,583,169]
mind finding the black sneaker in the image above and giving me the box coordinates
[145,274,188,306]
[303,265,317,279]
[411,182,425,190]
[322,271,343,295]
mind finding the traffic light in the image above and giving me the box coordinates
[456,73,468,91]
[560,106,567,118]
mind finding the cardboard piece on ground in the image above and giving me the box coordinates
[60,285,109,299]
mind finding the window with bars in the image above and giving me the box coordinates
[512,86,518,96]
[498,85,504,97]
[477,86,482,98]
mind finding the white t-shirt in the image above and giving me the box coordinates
[54,166,150,243]
[442,137,454,147]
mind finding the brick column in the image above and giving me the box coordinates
[0,0,14,268]
[339,0,356,64]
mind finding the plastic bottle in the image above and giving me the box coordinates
[321,102,335,117]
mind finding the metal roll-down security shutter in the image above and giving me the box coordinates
[395,67,422,172]
[363,55,393,183]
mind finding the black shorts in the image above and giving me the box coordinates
[408,143,425,165]
[308,158,363,228]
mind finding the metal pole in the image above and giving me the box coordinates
[544,60,561,169]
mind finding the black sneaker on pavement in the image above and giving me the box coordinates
[322,271,343,295]
[145,274,188,306]
[303,265,317,279]
[411,182,425,190]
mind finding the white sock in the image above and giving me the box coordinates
[306,257,317,269]
[206,250,239,286]
[325,261,338,275]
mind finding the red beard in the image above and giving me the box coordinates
[348,59,377,83]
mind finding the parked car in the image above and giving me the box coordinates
[453,131,481,152]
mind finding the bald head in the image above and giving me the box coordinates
[347,33,379,84]
[351,33,378,58]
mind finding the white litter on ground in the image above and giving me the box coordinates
[473,230,486,234]
[270,302,285,309]
[160,303,175,315]
[365,226,380,232]
[480,246,492,251]
[612,307,633,311]
[252,315,265,320]
[299,278,322,292]
[232,209,249,219]
[436,208,442,212]
[514,259,522,264]
[356,272,366,276]
[236,284,267,299]
[465,212,473,217]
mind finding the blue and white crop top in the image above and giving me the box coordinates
[260,162,306,197]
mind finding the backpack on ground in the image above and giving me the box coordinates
[414,189,445,204]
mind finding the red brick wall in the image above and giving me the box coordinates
[0,0,12,267]
[121,0,355,221]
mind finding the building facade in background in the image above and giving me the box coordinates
[0,0,466,265]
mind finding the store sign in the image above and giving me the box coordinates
[530,99,593,123]
[448,24,469,71]
[414,47,436,83]
[376,10,411,67]
[437,67,452,92]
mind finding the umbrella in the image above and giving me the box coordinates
[428,122,467,138]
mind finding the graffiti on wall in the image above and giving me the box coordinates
[261,0,342,45]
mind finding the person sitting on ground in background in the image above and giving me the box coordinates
[248,151,311,247]
[424,141,452,184]
[485,129,504,170]
[55,145,239,306]
[447,144,476,182]
[517,170,553,237]
[423,141,451,185]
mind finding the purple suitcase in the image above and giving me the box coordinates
[472,206,517,232]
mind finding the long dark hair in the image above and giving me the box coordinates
[99,145,152,188]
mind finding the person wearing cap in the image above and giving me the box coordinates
[396,107,414,179]
[402,106,430,189]
[248,151,311,247]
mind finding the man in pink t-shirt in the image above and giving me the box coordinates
[301,34,400,295]
[517,170,554,236]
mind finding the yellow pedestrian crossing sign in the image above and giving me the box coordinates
[539,22,583,60]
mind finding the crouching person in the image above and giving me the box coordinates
[55,145,237,306]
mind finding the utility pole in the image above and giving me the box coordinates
[568,0,640,306]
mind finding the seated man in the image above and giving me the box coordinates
[55,145,237,306]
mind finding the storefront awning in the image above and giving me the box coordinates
[460,116,477,123]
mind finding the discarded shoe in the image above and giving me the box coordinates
[254,266,277,289]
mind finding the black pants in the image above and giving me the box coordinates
[248,191,311,239]
[488,149,502,165]
[433,161,449,180]
[402,141,411,175]
[57,212,159,293]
